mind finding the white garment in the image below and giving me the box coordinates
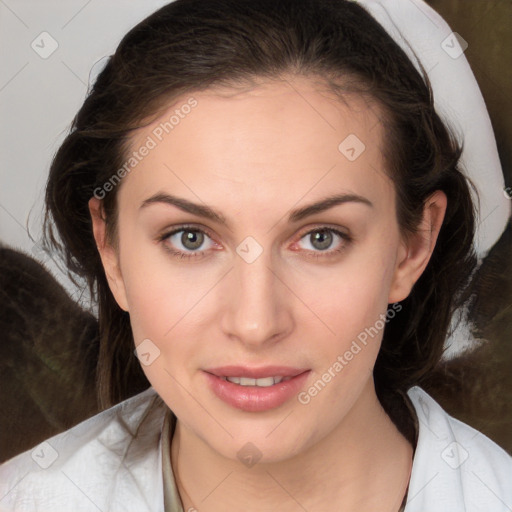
[0,386,510,511]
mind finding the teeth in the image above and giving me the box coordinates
[224,376,287,387]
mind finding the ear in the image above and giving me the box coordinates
[388,190,447,303]
[88,197,129,311]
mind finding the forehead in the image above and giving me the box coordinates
[121,75,392,214]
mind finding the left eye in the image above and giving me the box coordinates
[295,228,349,255]
[161,227,215,258]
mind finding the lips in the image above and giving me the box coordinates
[203,365,311,412]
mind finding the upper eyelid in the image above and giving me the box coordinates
[163,224,214,237]
[161,223,348,237]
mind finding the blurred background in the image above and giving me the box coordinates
[0,0,511,461]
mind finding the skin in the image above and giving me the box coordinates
[90,75,447,511]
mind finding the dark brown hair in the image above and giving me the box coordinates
[43,0,477,418]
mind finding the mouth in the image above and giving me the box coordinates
[203,365,310,412]
[220,375,293,387]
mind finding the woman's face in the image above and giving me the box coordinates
[92,75,438,463]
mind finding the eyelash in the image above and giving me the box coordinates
[158,224,352,260]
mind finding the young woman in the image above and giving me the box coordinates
[1,0,511,511]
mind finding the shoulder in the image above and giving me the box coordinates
[0,387,167,512]
[405,386,512,512]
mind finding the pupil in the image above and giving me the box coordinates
[312,230,332,250]
[182,230,203,250]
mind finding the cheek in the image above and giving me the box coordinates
[117,233,217,380]
[122,266,201,394]
[303,239,398,341]
[117,225,195,335]
[293,244,399,414]
[303,252,398,407]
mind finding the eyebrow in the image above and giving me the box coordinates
[140,192,373,226]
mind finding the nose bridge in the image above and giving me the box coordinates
[220,238,292,346]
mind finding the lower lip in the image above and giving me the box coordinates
[203,371,311,412]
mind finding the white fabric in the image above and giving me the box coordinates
[0,386,510,511]
[405,387,512,511]
[0,388,166,512]
[359,0,510,259]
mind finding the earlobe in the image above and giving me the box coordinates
[88,197,129,312]
[388,190,447,303]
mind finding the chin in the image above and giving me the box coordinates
[199,421,316,467]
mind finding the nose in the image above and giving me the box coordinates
[219,246,294,349]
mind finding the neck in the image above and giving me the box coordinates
[170,379,413,512]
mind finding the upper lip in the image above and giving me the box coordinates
[204,366,309,379]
